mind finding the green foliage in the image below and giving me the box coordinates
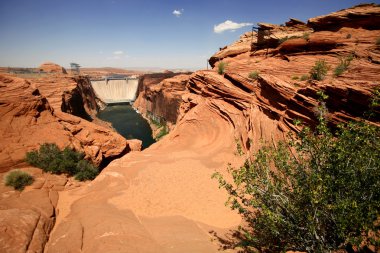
[309,59,329,81]
[234,139,244,156]
[74,160,98,181]
[214,108,380,252]
[376,37,380,46]
[300,74,309,81]
[334,54,354,77]
[218,61,226,75]
[291,76,299,80]
[5,170,34,191]
[302,32,310,41]
[25,143,98,181]
[248,71,260,80]
[155,125,168,140]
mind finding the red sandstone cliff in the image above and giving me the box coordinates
[2,4,379,253]
[0,74,134,171]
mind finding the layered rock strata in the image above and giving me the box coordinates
[3,4,380,253]
[0,74,131,170]
[47,5,379,253]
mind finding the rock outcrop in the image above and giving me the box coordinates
[134,74,190,127]
[0,74,129,171]
[4,4,380,253]
[46,4,379,252]
[38,62,67,74]
[308,3,380,31]
[0,167,84,253]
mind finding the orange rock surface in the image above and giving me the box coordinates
[46,5,379,253]
[0,74,131,170]
[38,62,67,74]
[1,4,380,253]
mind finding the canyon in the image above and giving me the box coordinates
[0,3,379,253]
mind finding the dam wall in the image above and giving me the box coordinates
[90,77,139,104]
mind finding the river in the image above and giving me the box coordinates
[97,104,155,149]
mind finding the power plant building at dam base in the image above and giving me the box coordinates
[90,76,139,105]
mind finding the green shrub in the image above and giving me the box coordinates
[291,76,299,80]
[74,160,98,181]
[278,36,289,44]
[309,59,329,81]
[300,74,309,81]
[25,143,98,181]
[248,71,260,80]
[155,125,168,140]
[217,61,226,75]
[302,32,310,41]
[5,170,34,191]
[213,107,380,252]
[376,37,380,46]
[334,54,354,77]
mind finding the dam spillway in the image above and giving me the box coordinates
[90,77,139,104]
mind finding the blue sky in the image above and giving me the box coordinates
[0,0,375,69]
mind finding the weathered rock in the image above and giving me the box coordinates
[0,167,75,253]
[0,74,128,170]
[134,74,190,126]
[7,4,380,253]
[308,3,380,31]
[38,62,67,74]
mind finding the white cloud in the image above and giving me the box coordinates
[214,20,253,34]
[173,9,183,17]
[113,50,124,55]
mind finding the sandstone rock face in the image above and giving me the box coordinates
[0,74,129,170]
[7,4,380,253]
[0,167,84,253]
[46,5,380,253]
[308,3,380,31]
[38,62,67,74]
[134,74,190,126]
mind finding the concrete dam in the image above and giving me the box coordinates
[90,77,139,104]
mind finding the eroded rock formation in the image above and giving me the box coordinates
[2,4,380,253]
[38,62,67,74]
[46,4,379,253]
[0,74,132,170]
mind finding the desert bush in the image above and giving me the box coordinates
[302,32,310,41]
[213,101,380,252]
[5,170,34,191]
[309,59,329,81]
[300,74,309,81]
[74,160,98,181]
[291,76,299,80]
[334,54,354,77]
[248,71,260,80]
[218,61,226,75]
[25,143,98,181]
[155,125,169,140]
[376,37,380,46]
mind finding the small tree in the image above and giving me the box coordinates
[213,98,380,252]
[5,170,34,191]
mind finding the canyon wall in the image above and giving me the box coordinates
[0,72,143,252]
[0,74,132,171]
[1,4,379,253]
[46,4,380,253]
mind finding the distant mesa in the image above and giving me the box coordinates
[39,62,67,74]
